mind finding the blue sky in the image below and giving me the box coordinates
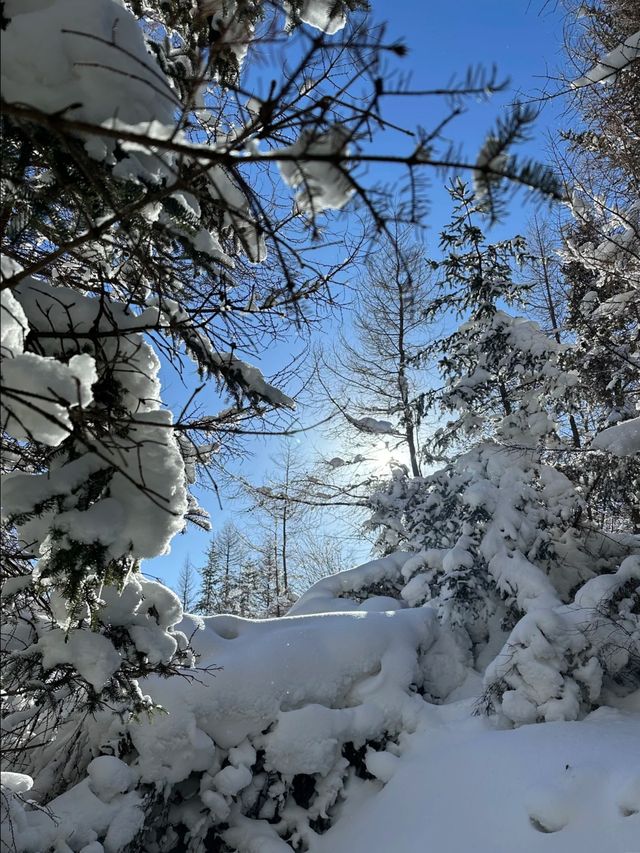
[147,0,568,588]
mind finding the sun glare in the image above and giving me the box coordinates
[366,441,403,474]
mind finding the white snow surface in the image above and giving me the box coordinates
[132,603,439,776]
[311,701,640,853]
[592,416,640,457]
[485,556,640,725]
[1,350,97,446]
[4,565,640,852]
[1,0,176,127]
[0,772,33,795]
[205,351,295,409]
[37,628,122,692]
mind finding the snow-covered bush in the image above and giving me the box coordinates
[2,571,453,852]
[483,555,640,724]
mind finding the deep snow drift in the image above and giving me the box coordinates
[2,553,639,852]
[312,702,640,853]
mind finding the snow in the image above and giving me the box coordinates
[1,0,177,184]
[592,417,640,457]
[350,416,397,435]
[288,552,412,615]
[485,556,640,724]
[205,351,295,409]
[1,288,28,357]
[4,600,445,848]
[134,603,439,762]
[0,772,33,794]
[572,30,640,87]
[87,757,136,803]
[36,629,122,692]
[311,703,640,853]
[2,3,638,852]
[4,409,188,562]
[3,277,189,563]
[1,0,175,125]
[285,0,348,35]
[1,350,96,445]
[4,556,639,850]
[278,127,354,215]
[1,287,99,447]
[0,0,358,268]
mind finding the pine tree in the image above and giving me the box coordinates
[196,538,221,615]
[195,522,248,615]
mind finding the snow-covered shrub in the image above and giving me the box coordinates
[483,556,640,723]
[368,444,636,678]
[3,588,454,852]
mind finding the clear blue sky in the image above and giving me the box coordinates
[147,0,567,588]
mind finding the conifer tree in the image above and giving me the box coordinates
[366,182,639,718]
[176,556,198,613]
[322,240,436,476]
[196,537,220,615]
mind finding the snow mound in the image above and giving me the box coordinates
[7,602,451,851]
[311,704,640,853]
[288,552,412,615]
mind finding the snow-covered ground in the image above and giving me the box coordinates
[4,599,638,852]
[313,699,640,853]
